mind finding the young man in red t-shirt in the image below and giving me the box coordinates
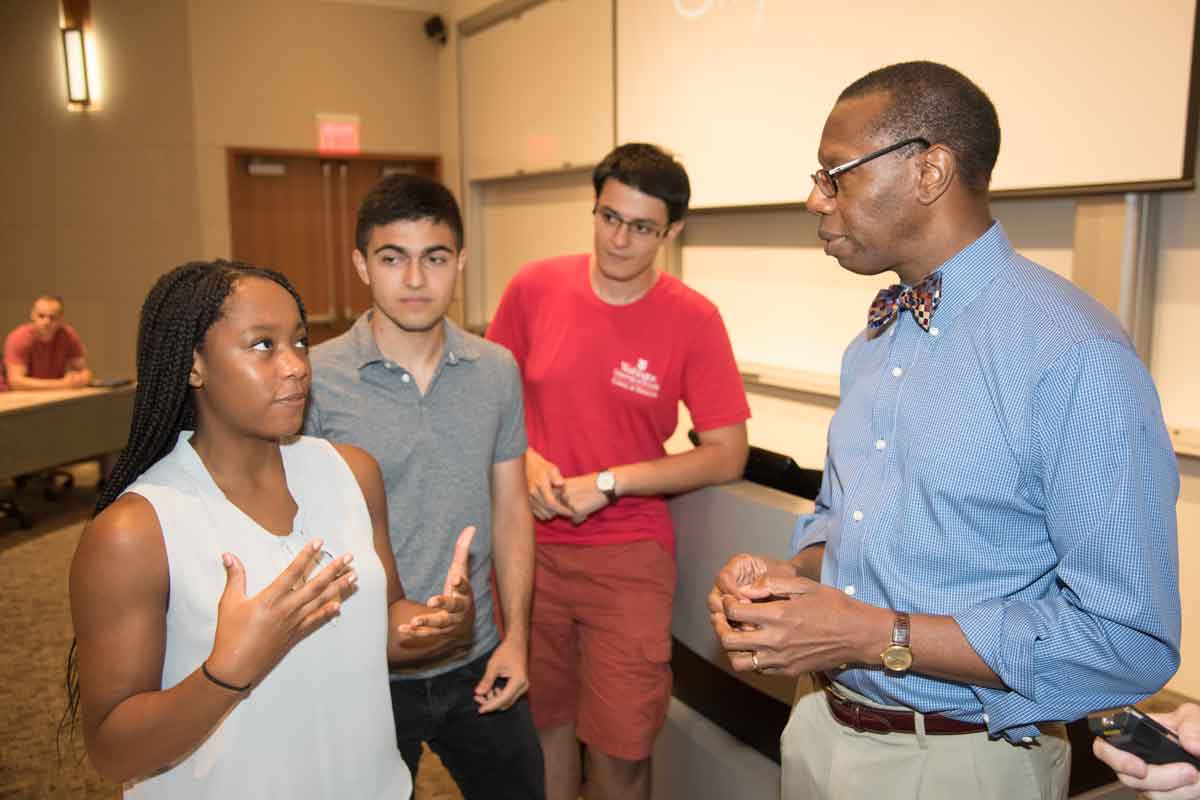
[4,295,92,390]
[487,143,750,800]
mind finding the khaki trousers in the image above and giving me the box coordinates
[780,676,1070,800]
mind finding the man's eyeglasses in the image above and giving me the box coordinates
[811,137,930,198]
[593,205,669,240]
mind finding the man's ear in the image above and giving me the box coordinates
[455,247,467,277]
[916,144,955,206]
[189,349,205,388]
[352,249,371,287]
[664,218,686,245]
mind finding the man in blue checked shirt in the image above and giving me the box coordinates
[709,61,1181,799]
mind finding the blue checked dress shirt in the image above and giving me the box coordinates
[792,222,1181,742]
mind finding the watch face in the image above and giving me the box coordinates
[597,471,615,492]
[881,645,913,672]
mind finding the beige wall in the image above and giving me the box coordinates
[187,0,442,259]
[437,0,494,205]
[1,0,442,379]
[0,0,204,380]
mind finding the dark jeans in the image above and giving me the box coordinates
[390,650,545,800]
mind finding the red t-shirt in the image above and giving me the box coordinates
[3,322,86,381]
[487,254,750,555]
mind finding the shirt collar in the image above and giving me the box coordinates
[348,311,480,370]
[923,220,1012,331]
[441,318,480,366]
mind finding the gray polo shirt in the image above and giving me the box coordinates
[304,312,526,678]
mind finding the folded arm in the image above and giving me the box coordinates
[6,359,91,389]
[552,422,749,522]
[956,340,1181,734]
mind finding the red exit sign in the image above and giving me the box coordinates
[317,114,360,154]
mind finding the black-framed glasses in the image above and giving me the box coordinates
[811,137,930,198]
[592,205,669,240]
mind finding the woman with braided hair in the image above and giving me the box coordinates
[67,261,477,798]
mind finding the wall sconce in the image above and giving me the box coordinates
[61,27,90,105]
[60,0,95,108]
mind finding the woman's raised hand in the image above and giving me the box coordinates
[205,539,358,690]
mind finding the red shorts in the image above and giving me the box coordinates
[528,539,676,761]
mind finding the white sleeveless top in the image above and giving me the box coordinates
[123,432,411,800]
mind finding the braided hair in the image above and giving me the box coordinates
[61,259,306,750]
[95,260,306,513]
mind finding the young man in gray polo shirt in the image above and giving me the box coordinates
[304,174,543,799]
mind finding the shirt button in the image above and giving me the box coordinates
[1022,736,1033,744]
[844,585,856,596]
[401,373,411,383]
[874,439,887,450]
[888,329,896,337]
[891,367,903,377]
[983,714,990,724]
[384,361,394,370]
[852,510,864,522]
[930,327,940,337]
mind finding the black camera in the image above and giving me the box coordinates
[1088,706,1200,767]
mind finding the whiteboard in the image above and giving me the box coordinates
[462,0,613,180]
[618,0,1197,208]
[680,197,1078,378]
[477,170,596,320]
[1151,187,1200,430]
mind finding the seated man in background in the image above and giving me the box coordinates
[4,295,92,390]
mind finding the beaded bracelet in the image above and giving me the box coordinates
[201,661,253,694]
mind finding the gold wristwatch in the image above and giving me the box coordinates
[880,611,913,673]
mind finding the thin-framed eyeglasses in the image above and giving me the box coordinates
[811,136,930,198]
[592,205,669,240]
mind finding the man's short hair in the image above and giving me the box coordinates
[33,295,64,312]
[355,173,464,253]
[593,143,691,225]
[839,61,1001,194]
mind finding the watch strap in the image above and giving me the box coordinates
[892,611,911,647]
[596,470,618,503]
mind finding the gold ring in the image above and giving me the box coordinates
[751,651,762,672]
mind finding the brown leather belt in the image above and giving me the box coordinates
[823,685,987,735]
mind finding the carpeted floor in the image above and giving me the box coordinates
[0,464,462,800]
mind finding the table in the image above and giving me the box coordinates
[0,385,136,481]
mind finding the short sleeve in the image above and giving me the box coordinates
[680,309,750,431]
[485,271,529,368]
[493,351,527,463]
[62,325,86,360]
[3,327,30,367]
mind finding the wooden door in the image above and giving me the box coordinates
[228,154,336,329]
[228,150,442,344]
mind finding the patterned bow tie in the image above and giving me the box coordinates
[867,271,942,332]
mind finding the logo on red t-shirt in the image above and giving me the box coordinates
[611,357,661,399]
